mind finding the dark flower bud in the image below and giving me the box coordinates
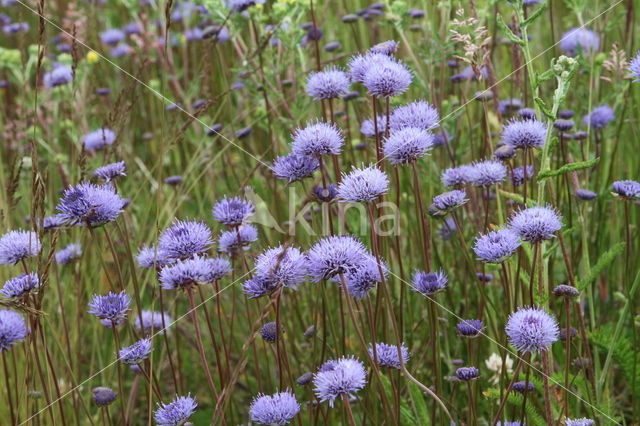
[306,27,323,41]
[554,119,575,131]
[235,127,252,139]
[343,90,360,101]
[474,90,494,102]
[558,109,574,119]
[455,366,480,381]
[512,381,535,393]
[92,387,117,406]
[304,325,316,338]
[296,372,313,385]
[314,185,337,202]
[342,14,359,23]
[494,144,516,160]
[324,41,341,52]
[559,327,578,341]
[575,189,597,200]
[572,131,588,140]
[553,284,580,298]
[207,124,222,137]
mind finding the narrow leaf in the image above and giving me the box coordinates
[577,242,626,290]
[536,157,599,181]
[497,14,525,46]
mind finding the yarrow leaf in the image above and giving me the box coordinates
[577,242,625,291]
[497,14,525,46]
[536,157,599,181]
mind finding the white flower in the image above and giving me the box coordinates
[485,353,513,384]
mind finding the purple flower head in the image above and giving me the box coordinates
[43,214,67,230]
[337,165,389,202]
[476,272,494,282]
[0,230,41,264]
[158,220,213,260]
[431,189,468,211]
[517,108,537,120]
[370,40,398,56]
[565,418,595,426]
[575,189,597,200]
[100,28,125,45]
[92,387,117,406]
[494,144,516,160]
[509,206,562,243]
[498,98,524,115]
[470,160,507,186]
[260,321,280,342]
[43,65,73,89]
[313,356,367,406]
[306,235,369,282]
[0,310,29,352]
[501,119,547,150]
[341,255,386,299]
[560,28,600,56]
[55,243,82,265]
[159,256,229,290]
[347,52,392,83]
[243,275,278,299]
[363,59,412,97]
[411,270,447,296]
[496,422,521,426]
[554,119,575,132]
[83,128,116,151]
[88,291,130,324]
[119,338,152,364]
[306,66,350,100]
[110,43,132,58]
[512,381,535,393]
[154,395,197,426]
[136,246,172,269]
[456,319,484,338]
[212,196,254,226]
[291,121,344,157]
[390,100,439,131]
[225,0,264,12]
[272,154,319,183]
[314,185,338,202]
[249,391,300,425]
[433,130,453,146]
[218,224,258,254]
[135,310,173,334]
[473,229,521,263]
[583,105,614,129]
[368,342,409,369]
[511,165,535,186]
[629,51,640,81]
[455,366,480,381]
[382,127,434,165]
[612,180,640,198]
[93,161,126,182]
[164,175,183,186]
[56,183,125,227]
[255,245,307,289]
[360,115,388,138]
[441,165,475,187]
[506,307,559,353]
[1,273,40,298]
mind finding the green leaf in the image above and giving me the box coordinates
[483,387,546,426]
[497,189,538,207]
[591,323,640,400]
[522,2,548,28]
[534,96,554,119]
[497,14,525,46]
[407,380,430,423]
[536,157,599,181]
[576,242,625,291]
